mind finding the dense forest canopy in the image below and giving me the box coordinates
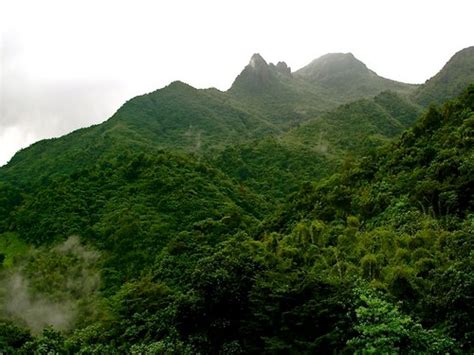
[0,47,473,353]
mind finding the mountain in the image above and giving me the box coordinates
[413,46,474,106]
[1,85,472,354]
[1,52,420,187]
[0,48,473,353]
[108,80,280,150]
[295,52,417,100]
[0,148,269,279]
[229,53,292,94]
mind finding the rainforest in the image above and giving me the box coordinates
[0,46,473,354]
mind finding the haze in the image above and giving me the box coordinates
[1,0,473,166]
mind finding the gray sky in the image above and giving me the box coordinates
[1,0,473,166]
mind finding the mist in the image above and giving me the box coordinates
[3,273,74,332]
[0,236,101,334]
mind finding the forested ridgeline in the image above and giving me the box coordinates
[0,82,472,353]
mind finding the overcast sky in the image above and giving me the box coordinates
[1,0,473,166]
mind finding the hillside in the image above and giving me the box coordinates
[0,150,269,285]
[258,86,474,352]
[285,90,422,157]
[1,85,471,354]
[212,91,421,200]
[213,136,336,200]
[109,80,281,150]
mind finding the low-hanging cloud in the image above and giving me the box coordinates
[3,272,75,333]
[0,236,101,334]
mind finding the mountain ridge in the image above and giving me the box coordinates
[2,47,472,183]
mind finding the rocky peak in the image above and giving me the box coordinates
[274,61,292,76]
[248,53,268,69]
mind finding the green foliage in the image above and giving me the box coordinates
[0,233,29,268]
[5,151,267,288]
[20,327,67,354]
[285,90,421,158]
[0,321,32,353]
[214,136,335,200]
[348,285,455,354]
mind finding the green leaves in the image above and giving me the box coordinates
[348,285,455,354]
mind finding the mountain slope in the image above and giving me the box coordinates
[284,90,422,158]
[259,85,474,351]
[213,136,336,200]
[413,46,474,106]
[109,80,281,150]
[212,91,421,201]
[2,85,471,355]
[271,84,474,231]
[0,149,269,285]
[0,81,281,187]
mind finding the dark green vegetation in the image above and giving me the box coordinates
[285,90,422,157]
[0,47,473,353]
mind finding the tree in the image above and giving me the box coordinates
[347,285,455,354]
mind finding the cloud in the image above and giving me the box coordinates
[0,32,129,166]
[0,236,101,333]
[3,272,75,333]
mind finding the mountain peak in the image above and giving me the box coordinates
[294,52,415,100]
[167,80,194,89]
[452,46,474,58]
[229,53,290,94]
[296,52,371,80]
[274,61,291,76]
[249,53,268,68]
